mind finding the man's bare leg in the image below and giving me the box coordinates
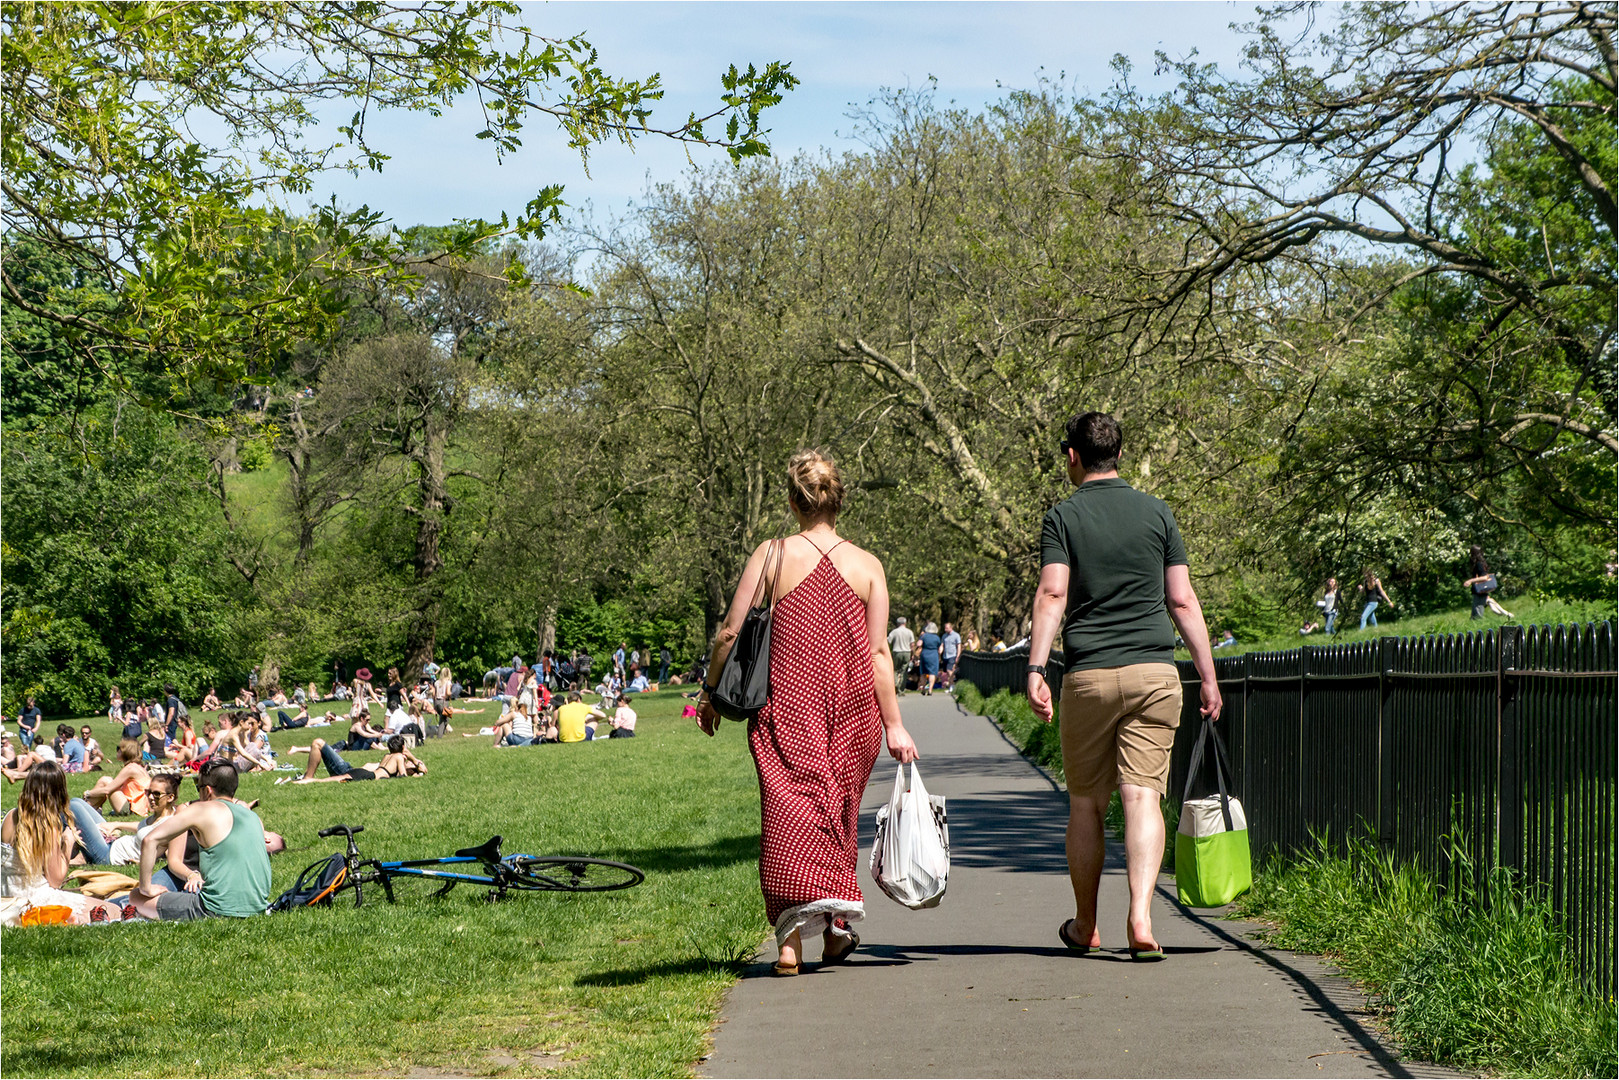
[1119,782,1164,951]
[301,739,327,780]
[1065,794,1106,948]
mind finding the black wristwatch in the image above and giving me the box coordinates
[1026,664,1048,677]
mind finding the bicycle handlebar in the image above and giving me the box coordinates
[318,824,364,838]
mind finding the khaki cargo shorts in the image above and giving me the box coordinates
[1059,662,1183,799]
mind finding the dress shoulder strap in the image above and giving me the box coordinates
[797,533,845,559]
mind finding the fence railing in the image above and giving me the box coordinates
[955,623,1617,991]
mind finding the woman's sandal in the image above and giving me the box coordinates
[821,929,860,966]
[1058,919,1098,956]
[771,959,800,977]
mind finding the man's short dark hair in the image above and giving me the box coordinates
[198,761,240,798]
[387,735,405,753]
[57,723,75,738]
[1063,412,1123,472]
[164,684,176,696]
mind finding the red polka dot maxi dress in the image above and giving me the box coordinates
[748,540,883,946]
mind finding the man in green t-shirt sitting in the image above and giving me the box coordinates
[1026,412,1222,962]
[128,761,273,920]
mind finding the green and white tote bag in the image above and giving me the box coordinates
[1174,718,1252,908]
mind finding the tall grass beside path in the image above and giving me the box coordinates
[1234,840,1617,1078]
[1,691,767,1078]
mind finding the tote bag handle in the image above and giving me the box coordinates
[1181,718,1237,833]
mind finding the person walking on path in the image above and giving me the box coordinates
[918,622,943,695]
[940,622,962,688]
[886,616,915,695]
[1355,569,1393,631]
[1463,545,1515,620]
[697,449,918,976]
[1026,411,1221,961]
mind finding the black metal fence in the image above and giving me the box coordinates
[956,623,1617,991]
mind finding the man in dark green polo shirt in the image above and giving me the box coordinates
[1026,411,1221,961]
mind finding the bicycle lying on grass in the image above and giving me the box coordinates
[274,824,645,909]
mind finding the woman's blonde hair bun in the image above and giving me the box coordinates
[786,448,845,517]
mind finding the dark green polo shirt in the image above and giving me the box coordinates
[1039,477,1188,671]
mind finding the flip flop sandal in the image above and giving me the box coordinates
[1058,919,1098,956]
[1128,946,1166,962]
[771,960,800,976]
[822,930,860,966]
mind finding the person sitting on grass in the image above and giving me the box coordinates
[80,773,195,891]
[54,724,88,774]
[78,727,105,772]
[554,692,599,743]
[625,671,651,694]
[282,735,426,784]
[492,701,535,747]
[165,716,203,764]
[609,696,637,738]
[331,713,388,752]
[215,717,275,773]
[79,739,152,814]
[126,762,273,921]
[1,762,127,924]
[201,688,222,713]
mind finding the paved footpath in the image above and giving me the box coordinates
[704,692,1468,1079]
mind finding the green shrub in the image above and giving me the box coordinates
[237,436,272,471]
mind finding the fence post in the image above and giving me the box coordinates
[1498,626,1523,874]
[1299,645,1310,842]
[1377,636,1396,851]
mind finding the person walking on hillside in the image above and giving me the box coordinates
[697,450,918,975]
[886,617,915,695]
[1318,577,1343,636]
[1355,569,1393,631]
[1026,412,1221,961]
[1463,546,1515,620]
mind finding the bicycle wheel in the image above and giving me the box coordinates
[505,856,644,892]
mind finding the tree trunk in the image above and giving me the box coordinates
[402,429,448,683]
[538,604,557,657]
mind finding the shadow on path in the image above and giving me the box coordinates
[1165,885,1419,1079]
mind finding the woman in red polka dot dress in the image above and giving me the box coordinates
[698,449,919,975]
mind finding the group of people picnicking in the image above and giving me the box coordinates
[1,639,671,924]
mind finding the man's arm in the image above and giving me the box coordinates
[1165,564,1222,722]
[136,803,211,893]
[1026,562,1070,723]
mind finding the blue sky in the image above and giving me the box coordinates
[305,1,1260,230]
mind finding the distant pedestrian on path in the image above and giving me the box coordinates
[1463,546,1515,620]
[918,622,943,695]
[886,617,915,694]
[940,622,962,688]
[1026,412,1221,961]
[698,450,918,976]
[1355,569,1393,630]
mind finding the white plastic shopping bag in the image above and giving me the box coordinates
[870,762,950,909]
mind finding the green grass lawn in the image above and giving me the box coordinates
[1187,594,1616,658]
[1,691,768,1078]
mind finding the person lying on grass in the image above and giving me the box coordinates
[79,739,152,813]
[271,701,312,732]
[282,735,427,784]
[126,762,273,921]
